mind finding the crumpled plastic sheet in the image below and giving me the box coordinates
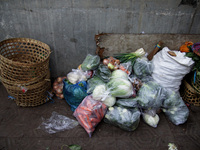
[38,111,79,134]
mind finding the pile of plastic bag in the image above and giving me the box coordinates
[58,47,194,137]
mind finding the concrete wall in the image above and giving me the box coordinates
[0,0,199,78]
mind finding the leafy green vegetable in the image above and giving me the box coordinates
[114,48,145,65]
[81,54,100,71]
[133,58,153,80]
[95,64,111,82]
[107,78,134,98]
[111,69,128,79]
[87,76,105,94]
[142,113,159,128]
[135,81,165,110]
[104,106,141,131]
[186,51,200,76]
[161,89,189,125]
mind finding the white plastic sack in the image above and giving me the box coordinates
[151,47,194,92]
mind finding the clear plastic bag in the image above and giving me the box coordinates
[81,54,100,71]
[133,57,153,80]
[63,80,88,111]
[135,81,166,110]
[162,89,189,125]
[95,64,112,82]
[87,76,105,94]
[38,111,79,134]
[119,61,132,75]
[142,109,160,128]
[67,69,88,84]
[129,75,143,93]
[104,106,141,131]
[115,98,138,108]
[73,95,107,137]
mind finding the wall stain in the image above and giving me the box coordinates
[70,38,78,43]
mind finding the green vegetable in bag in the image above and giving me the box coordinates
[107,78,135,98]
[135,81,165,110]
[162,89,189,125]
[81,54,100,71]
[95,64,112,82]
[142,112,159,128]
[87,76,105,94]
[104,106,141,131]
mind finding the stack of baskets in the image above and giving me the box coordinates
[0,38,51,107]
[180,73,200,106]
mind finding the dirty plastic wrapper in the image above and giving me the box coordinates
[73,95,107,137]
[38,111,79,134]
[104,106,141,131]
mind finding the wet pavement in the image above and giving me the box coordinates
[0,83,200,150]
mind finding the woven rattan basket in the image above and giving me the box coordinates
[3,71,51,107]
[0,38,51,84]
[180,80,200,106]
[191,75,200,94]
[0,38,52,107]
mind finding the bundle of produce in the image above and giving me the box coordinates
[161,89,189,125]
[63,80,88,111]
[134,81,166,111]
[107,78,136,98]
[102,56,120,71]
[114,48,145,66]
[81,54,100,71]
[92,84,116,107]
[185,42,200,79]
[133,57,153,81]
[142,109,160,128]
[115,98,138,108]
[53,76,67,99]
[73,95,107,137]
[67,69,93,85]
[104,106,141,131]
[111,69,129,80]
[87,76,105,94]
[95,64,112,82]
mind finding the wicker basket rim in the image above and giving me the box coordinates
[183,80,200,95]
[0,38,51,66]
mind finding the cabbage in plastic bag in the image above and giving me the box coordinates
[133,58,153,80]
[81,54,100,71]
[63,80,88,111]
[107,78,135,98]
[135,81,166,110]
[116,98,138,108]
[104,106,141,131]
[87,76,105,94]
[95,64,112,82]
[162,89,189,125]
[142,110,159,128]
